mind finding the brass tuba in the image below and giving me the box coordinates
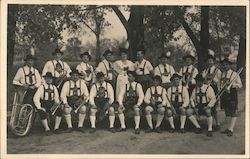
[9,86,35,137]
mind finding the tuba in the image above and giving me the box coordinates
[9,86,35,137]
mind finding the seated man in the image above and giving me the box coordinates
[60,69,89,133]
[118,71,144,134]
[89,72,115,133]
[166,73,189,133]
[33,72,63,135]
[144,76,169,133]
[187,74,216,137]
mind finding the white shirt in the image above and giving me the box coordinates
[33,83,60,109]
[13,65,41,88]
[118,81,144,106]
[113,60,135,76]
[76,62,95,82]
[220,69,242,89]
[134,59,153,75]
[202,65,222,84]
[89,81,114,106]
[167,85,189,108]
[60,79,89,105]
[42,60,71,78]
[190,84,216,108]
[144,85,169,106]
[179,65,198,85]
[154,64,175,83]
[95,59,114,80]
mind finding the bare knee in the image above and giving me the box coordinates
[186,108,194,117]
[90,108,97,116]
[109,107,115,116]
[64,107,72,115]
[166,109,173,117]
[78,106,86,114]
[180,108,186,116]
[205,109,212,117]
[134,107,140,116]
[157,107,165,115]
[145,106,153,115]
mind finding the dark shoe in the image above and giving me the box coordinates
[155,127,162,133]
[169,128,175,133]
[195,128,203,134]
[45,130,53,136]
[109,127,116,133]
[116,128,126,132]
[213,125,221,131]
[89,128,96,133]
[145,128,154,133]
[180,128,186,134]
[207,130,213,137]
[65,128,73,133]
[78,127,85,133]
[135,128,140,135]
[54,129,63,134]
[221,129,230,134]
[227,130,233,137]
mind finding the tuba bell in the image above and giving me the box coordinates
[9,86,35,137]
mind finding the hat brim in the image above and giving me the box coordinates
[43,75,53,78]
[24,57,37,61]
[183,55,195,60]
[170,75,182,81]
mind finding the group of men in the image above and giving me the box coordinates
[12,47,242,137]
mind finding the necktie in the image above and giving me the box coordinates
[28,67,33,84]
[109,62,112,70]
[48,85,52,100]
[199,88,202,104]
[164,65,168,76]
[56,60,62,69]
[73,81,78,96]
[175,87,179,102]
[184,67,189,81]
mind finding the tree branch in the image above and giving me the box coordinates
[82,20,96,34]
[110,6,130,33]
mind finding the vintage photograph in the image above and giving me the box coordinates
[2,1,248,158]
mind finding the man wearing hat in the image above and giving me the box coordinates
[89,72,115,133]
[179,53,198,95]
[60,68,89,133]
[166,73,189,133]
[134,48,154,92]
[76,51,95,89]
[13,54,42,105]
[42,48,71,91]
[187,74,216,137]
[144,75,170,133]
[154,51,175,90]
[33,72,63,135]
[201,52,222,131]
[220,58,242,137]
[117,71,144,134]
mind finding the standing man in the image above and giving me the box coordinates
[118,71,144,134]
[166,73,189,133]
[89,72,115,133]
[42,48,71,91]
[60,69,89,133]
[220,58,242,137]
[154,51,175,90]
[134,48,154,92]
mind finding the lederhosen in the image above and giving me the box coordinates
[136,61,151,92]
[220,71,238,117]
[170,86,184,114]
[94,82,110,110]
[103,61,116,89]
[182,66,195,95]
[67,80,84,109]
[158,65,172,90]
[22,66,37,106]
[52,60,66,92]
[124,83,139,109]
[195,86,210,116]
[150,86,164,112]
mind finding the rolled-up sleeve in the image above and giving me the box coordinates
[136,84,144,106]
[207,86,216,108]
[34,70,42,88]
[182,87,190,107]
[81,81,89,102]
[89,85,97,106]
[33,86,43,109]
[107,83,114,104]
[60,82,69,104]
[231,73,242,89]
[144,88,151,104]
[53,86,60,104]
[161,88,170,107]
[13,68,24,86]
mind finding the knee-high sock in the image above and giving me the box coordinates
[146,115,153,129]
[64,114,72,128]
[90,115,96,128]
[134,116,140,129]
[155,114,164,128]
[168,116,175,129]
[41,119,50,131]
[109,115,115,128]
[118,113,126,128]
[229,117,237,131]
[189,115,200,128]
[207,116,213,131]
[226,116,230,126]
[78,113,86,128]
[180,115,186,129]
[54,116,62,130]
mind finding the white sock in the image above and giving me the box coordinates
[207,116,213,131]
[78,113,86,128]
[180,115,186,129]
[41,119,50,131]
[134,116,140,129]
[90,115,96,128]
[229,117,237,132]
[118,113,126,128]
[109,115,115,128]
[168,117,175,129]
[146,115,153,129]
[64,114,72,128]
[155,114,164,128]
[189,115,200,128]
[226,116,230,126]
[54,116,62,130]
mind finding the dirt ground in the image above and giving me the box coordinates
[7,90,246,155]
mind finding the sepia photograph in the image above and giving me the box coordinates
[1,0,249,158]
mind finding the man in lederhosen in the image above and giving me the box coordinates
[117,71,144,134]
[187,74,216,137]
[166,73,189,133]
[13,54,42,106]
[202,52,222,131]
[60,69,89,133]
[220,58,242,137]
[89,72,115,133]
[76,51,95,90]
[33,72,63,135]
[144,76,169,133]
[42,48,71,91]
[179,53,198,95]
[134,48,154,92]
[154,51,175,90]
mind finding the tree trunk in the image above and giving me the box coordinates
[95,33,101,65]
[237,35,246,79]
